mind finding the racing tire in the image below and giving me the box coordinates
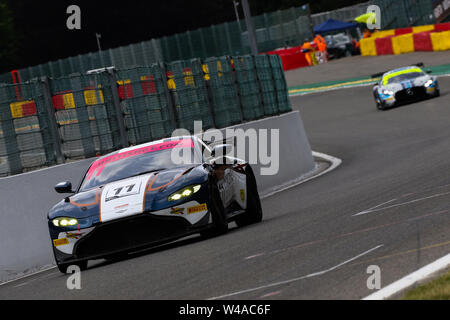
[201,178,228,238]
[235,167,263,227]
[376,99,386,111]
[56,260,88,274]
[435,89,440,97]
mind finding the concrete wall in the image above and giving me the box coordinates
[0,159,94,283]
[220,111,315,196]
[0,110,314,283]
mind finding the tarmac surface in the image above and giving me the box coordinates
[285,51,450,86]
[1,68,449,299]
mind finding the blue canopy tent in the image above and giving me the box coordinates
[313,19,358,34]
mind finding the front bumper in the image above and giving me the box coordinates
[380,84,438,106]
[50,201,211,264]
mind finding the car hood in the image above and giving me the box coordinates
[48,165,208,222]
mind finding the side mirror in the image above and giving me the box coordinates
[426,70,432,74]
[55,181,74,194]
[211,144,233,158]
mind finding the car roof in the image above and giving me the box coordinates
[95,135,197,161]
[384,66,423,76]
[381,66,425,85]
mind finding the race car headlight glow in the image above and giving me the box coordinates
[424,80,433,87]
[52,217,78,227]
[383,90,394,96]
[168,185,201,201]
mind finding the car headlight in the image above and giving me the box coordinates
[52,217,78,227]
[168,185,201,201]
[424,79,433,87]
[383,90,394,96]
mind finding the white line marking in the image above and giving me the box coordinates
[363,252,450,300]
[353,191,450,217]
[208,244,383,300]
[260,290,282,298]
[261,151,342,199]
[353,198,398,216]
[244,253,265,260]
[0,265,57,287]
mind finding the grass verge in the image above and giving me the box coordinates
[402,268,450,300]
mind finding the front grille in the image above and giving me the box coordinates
[395,87,426,102]
[74,214,190,258]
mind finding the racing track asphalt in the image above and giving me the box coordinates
[1,78,450,300]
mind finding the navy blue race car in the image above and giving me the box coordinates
[48,136,262,273]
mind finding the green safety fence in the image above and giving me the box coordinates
[373,0,436,29]
[0,80,58,175]
[0,54,291,177]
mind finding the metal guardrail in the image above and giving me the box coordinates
[0,54,291,176]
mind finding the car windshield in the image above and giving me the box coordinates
[385,71,424,84]
[79,138,200,191]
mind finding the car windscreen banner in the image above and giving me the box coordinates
[86,139,194,179]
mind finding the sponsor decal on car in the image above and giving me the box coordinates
[66,232,83,240]
[240,189,245,202]
[53,238,69,247]
[170,207,185,215]
[187,203,207,215]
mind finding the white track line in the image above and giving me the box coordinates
[208,244,383,300]
[353,191,450,216]
[353,198,398,216]
[0,265,57,287]
[363,252,450,300]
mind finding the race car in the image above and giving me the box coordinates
[48,136,262,273]
[372,64,440,110]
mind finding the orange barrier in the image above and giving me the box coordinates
[392,33,414,55]
[431,31,450,51]
[361,22,450,56]
[265,47,311,71]
[413,32,433,51]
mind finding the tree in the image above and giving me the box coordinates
[0,1,18,74]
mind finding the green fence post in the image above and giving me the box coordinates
[106,69,129,148]
[224,22,233,55]
[159,62,178,129]
[267,55,280,114]
[198,59,217,128]
[69,75,97,157]
[0,85,23,174]
[40,76,64,163]
[252,55,265,116]
[227,56,244,122]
